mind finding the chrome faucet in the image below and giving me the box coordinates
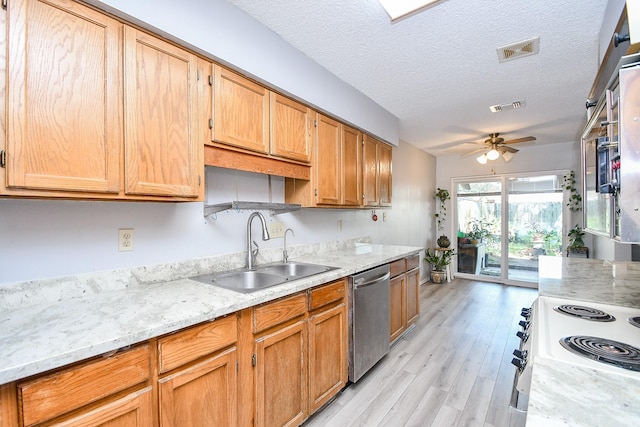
[246,212,270,269]
[283,228,295,263]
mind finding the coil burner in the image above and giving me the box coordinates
[560,336,640,372]
[629,316,640,329]
[554,304,615,322]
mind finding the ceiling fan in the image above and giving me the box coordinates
[462,133,536,163]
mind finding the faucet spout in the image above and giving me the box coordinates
[283,228,295,263]
[246,212,270,269]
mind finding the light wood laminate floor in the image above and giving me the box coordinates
[304,279,537,427]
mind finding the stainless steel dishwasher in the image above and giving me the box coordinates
[348,264,391,382]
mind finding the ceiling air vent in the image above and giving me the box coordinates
[497,37,540,63]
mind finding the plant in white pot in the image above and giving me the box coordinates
[425,248,455,284]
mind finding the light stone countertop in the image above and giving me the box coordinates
[527,256,640,426]
[0,242,422,385]
[538,255,640,307]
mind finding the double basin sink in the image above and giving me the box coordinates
[189,262,338,293]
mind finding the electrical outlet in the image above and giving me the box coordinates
[118,228,134,252]
[269,222,285,238]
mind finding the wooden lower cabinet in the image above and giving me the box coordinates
[252,279,348,427]
[157,315,238,427]
[389,254,421,343]
[158,348,237,427]
[48,387,153,427]
[308,302,347,413]
[406,267,420,326]
[255,320,307,427]
[15,344,150,427]
[389,272,406,343]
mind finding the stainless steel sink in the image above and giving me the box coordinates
[200,270,288,293]
[257,262,335,278]
[189,262,337,293]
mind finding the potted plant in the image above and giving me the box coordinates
[466,218,490,245]
[434,187,450,247]
[566,224,588,257]
[425,248,455,283]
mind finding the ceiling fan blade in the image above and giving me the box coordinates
[460,147,487,158]
[499,145,519,153]
[502,136,536,145]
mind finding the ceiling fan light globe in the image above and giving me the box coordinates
[477,154,488,164]
[502,151,514,162]
[487,148,500,160]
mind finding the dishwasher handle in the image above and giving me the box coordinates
[353,272,390,289]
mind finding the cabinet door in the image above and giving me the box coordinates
[362,135,380,206]
[212,65,269,153]
[255,320,307,427]
[270,93,313,162]
[308,303,347,413]
[378,142,393,206]
[406,268,420,326]
[159,348,237,427]
[18,345,150,427]
[342,125,362,206]
[49,387,153,427]
[123,27,200,197]
[389,274,405,343]
[6,0,121,193]
[315,114,341,205]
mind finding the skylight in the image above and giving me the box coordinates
[378,0,444,21]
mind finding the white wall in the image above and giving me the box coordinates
[84,0,399,146]
[0,142,435,284]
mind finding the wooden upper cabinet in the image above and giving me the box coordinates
[378,141,392,207]
[362,134,380,206]
[211,65,270,153]
[342,125,362,206]
[362,135,392,207]
[270,93,313,162]
[6,0,121,194]
[315,114,342,205]
[123,27,200,197]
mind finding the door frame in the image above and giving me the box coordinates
[450,169,571,288]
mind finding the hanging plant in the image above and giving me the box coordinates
[563,170,582,212]
[434,187,450,231]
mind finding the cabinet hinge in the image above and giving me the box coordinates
[314,188,318,196]
[362,138,365,145]
[208,75,213,86]
[236,360,239,373]
[251,354,257,367]
[209,118,213,129]
[198,175,201,186]
[197,70,201,81]
[1,0,6,11]
[0,150,5,168]
[314,119,318,127]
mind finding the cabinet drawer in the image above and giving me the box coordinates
[253,293,307,334]
[308,279,346,311]
[389,259,406,278]
[406,254,420,271]
[18,344,150,427]
[158,315,238,373]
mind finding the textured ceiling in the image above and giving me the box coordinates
[224,0,610,157]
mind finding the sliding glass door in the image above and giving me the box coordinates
[455,180,502,279]
[505,175,564,282]
[454,173,565,285]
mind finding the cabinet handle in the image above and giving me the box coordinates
[252,353,257,367]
